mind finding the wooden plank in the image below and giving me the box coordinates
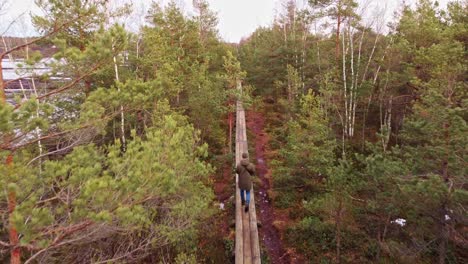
[249,193,261,264]
[235,171,243,263]
[235,82,261,264]
[235,102,243,264]
[240,100,261,264]
[242,210,252,264]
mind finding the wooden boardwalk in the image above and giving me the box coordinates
[235,93,261,264]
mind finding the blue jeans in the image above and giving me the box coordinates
[240,189,250,205]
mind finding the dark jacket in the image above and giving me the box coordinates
[236,159,255,190]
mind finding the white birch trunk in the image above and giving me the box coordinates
[379,70,391,152]
[2,36,13,61]
[362,36,392,144]
[360,34,379,86]
[293,8,298,69]
[301,22,307,92]
[18,79,28,100]
[31,78,43,172]
[342,27,349,138]
[348,23,355,137]
[351,29,366,137]
[315,22,322,75]
[113,43,126,151]
[385,96,392,151]
[135,36,141,73]
[355,29,365,92]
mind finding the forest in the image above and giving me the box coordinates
[0,0,466,263]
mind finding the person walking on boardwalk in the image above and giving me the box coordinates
[236,153,256,212]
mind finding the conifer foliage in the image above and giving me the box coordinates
[239,0,467,263]
[1,0,232,262]
[0,0,466,263]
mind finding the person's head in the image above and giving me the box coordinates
[242,153,248,159]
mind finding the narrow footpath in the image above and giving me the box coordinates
[246,111,291,264]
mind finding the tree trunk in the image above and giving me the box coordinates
[442,122,450,183]
[336,198,343,264]
[0,51,17,262]
[438,121,450,264]
[438,204,447,264]
[113,46,126,152]
[30,78,43,172]
[292,5,298,68]
[376,214,391,261]
[336,4,342,60]
[342,28,348,138]
[315,22,322,75]
[348,23,355,137]
[1,58,5,98]
[301,23,307,92]
[228,111,233,154]
[6,154,20,264]
[0,57,19,264]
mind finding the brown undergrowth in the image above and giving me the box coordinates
[246,106,305,264]
[198,156,235,263]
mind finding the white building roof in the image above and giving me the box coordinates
[2,58,61,80]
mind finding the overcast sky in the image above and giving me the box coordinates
[0,0,456,43]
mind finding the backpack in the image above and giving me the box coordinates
[245,163,255,175]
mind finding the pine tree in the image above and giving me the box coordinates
[222,50,246,154]
[397,3,467,261]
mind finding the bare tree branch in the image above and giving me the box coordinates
[0,11,26,36]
